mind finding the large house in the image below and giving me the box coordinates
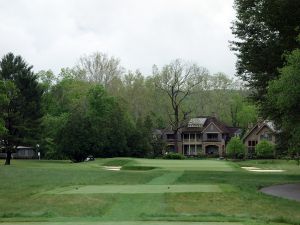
[243,120,277,157]
[162,116,241,157]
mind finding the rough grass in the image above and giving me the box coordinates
[0,158,300,225]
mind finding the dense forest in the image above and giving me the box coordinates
[0,52,257,163]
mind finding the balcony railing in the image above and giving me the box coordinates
[203,138,221,142]
[183,139,202,142]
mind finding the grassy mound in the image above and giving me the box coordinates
[102,159,132,167]
[121,166,157,171]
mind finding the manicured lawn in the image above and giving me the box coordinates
[0,222,244,225]
[0,158,300,225]
[46,184,229,194]
[128,158,236,171]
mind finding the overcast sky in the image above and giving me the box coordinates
[0,0,237,76]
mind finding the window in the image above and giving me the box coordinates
[190,145,196,155]
[196,134,201,141]
[190,134,195,140]
[184,145,189,155]
[260,133,272,141]
[183,134,189,140]
[166,134,174,140]
[248,140,257,146]
[207,133,218,140]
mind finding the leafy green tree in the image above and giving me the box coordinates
[38,76,93,159]
[255,140,274,159]
[236,104,258,129]
[57,110,95,162]
[0,53,43,165]
[266,48,300,162]
[127,116,152,157]
[41,113,69,159]
[36,70,57,92]
[226,137,245,159]
[231,0,300,103]
[87,85,131,157]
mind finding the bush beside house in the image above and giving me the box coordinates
[226,137,245,159]
[255,140,275,159]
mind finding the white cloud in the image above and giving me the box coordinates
[0,0,237,76]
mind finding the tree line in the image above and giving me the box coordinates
[0,52,257,163]
[231,0,300,160]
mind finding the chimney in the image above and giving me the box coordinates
[248,122,253,129]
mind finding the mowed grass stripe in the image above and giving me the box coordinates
[132,159,236,171]
[0,222,243,225]
[47,184,224,194]
[147,171,184,185]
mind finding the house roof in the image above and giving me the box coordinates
[255,121,277,135]
[227,127,242,134]
[160,116,240,136]
[188,118,207,128]
[184,116,238,135]
[243,120,277,141]
[203,116,231,133]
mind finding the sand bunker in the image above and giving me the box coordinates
[103,166,121,171]
[241,167,285,173]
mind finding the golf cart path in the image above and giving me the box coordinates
[261,183,300,202]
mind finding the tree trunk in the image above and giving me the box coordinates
[174,130,178,153]
[5,149,11,165]
[174,105,179,153]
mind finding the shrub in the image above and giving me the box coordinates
[226,137,245,159]
[163,153,185,160]
[255,140,275,159]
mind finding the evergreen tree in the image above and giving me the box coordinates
[231,0,300,104]
[0,53,43,165]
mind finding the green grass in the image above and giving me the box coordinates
[0,158,300,225]
[0,222,244,225]
[129,158,236,171]
[46,184,228,194]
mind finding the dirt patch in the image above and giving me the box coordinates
[261,183,300,202]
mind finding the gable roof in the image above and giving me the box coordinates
[202,121,223,133]
[255,121,277,135]
[243,120,277,141]
[242,123,259,141]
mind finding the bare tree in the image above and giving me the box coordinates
[77,52,124,87]
[153,59,209,153]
